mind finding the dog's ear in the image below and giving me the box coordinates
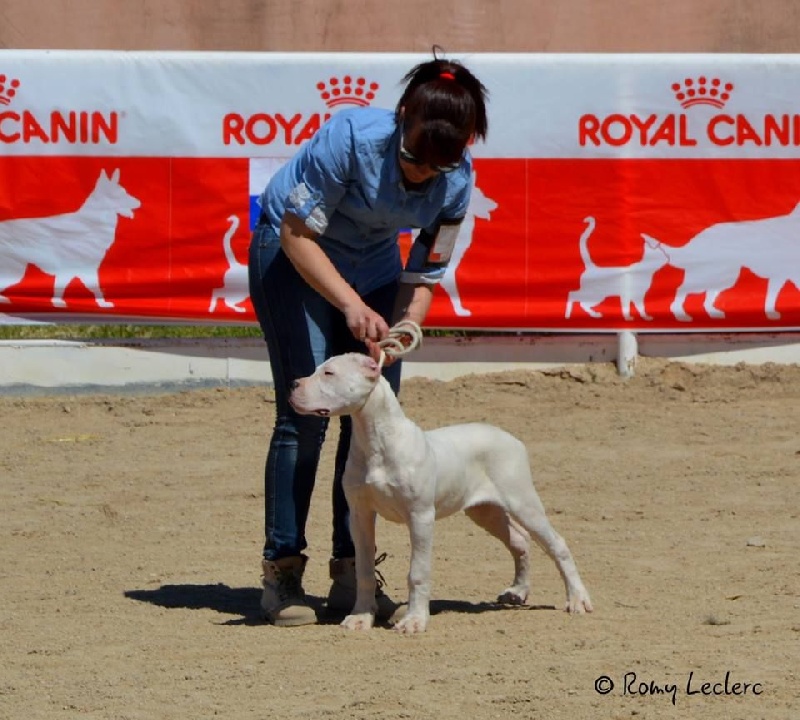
[358,354,381,380]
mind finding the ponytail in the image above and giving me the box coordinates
[395,46,489,143]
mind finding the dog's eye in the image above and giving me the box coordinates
[323,369,335,377]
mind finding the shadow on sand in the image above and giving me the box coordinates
[125,583,557,627]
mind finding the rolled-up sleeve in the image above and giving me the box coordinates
[285,114,353,235]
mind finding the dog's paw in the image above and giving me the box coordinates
[564,593,594,614]
[496,585,529,605]
[341,612,374,631]
[392,613,428,635]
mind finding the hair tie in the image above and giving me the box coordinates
[439,71,455,80]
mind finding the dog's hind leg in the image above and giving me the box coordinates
[69,268,113,309]
[465,503,530,604]
[0,255,26,303]
[507,495,593,614]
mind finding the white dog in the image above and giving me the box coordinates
[289,352,593,634]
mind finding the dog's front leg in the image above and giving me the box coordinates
[394,509,435,635]
[341,496,377,632]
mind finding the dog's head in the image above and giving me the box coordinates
[289,353,382,417]
[93,168,141,219]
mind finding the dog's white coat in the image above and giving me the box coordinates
[290,352,593,634]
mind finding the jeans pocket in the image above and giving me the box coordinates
[254,222,279,250]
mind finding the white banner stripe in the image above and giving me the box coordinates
[3,51,800,158]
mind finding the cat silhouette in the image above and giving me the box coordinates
[566,216,670,321]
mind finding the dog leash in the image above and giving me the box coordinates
[376,319,423,369]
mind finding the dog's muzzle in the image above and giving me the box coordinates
[289,395,330,417]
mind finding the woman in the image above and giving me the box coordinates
[248,50,488,626]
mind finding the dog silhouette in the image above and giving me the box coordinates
[0,168,140,308]
[657,203,800,321]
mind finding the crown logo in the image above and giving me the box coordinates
[317,75,379,108]
[672,76,734,109]
[0,74,20,106]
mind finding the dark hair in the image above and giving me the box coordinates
[395,47,488,167]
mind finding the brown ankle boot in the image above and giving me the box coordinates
[326,553,397,621]
[260,555,317,627]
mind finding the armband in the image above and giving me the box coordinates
[427,218,461,265]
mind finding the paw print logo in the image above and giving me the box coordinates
[0,74,21,106]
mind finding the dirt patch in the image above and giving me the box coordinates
[2,357,798,719]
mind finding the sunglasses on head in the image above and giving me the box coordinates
[399,133,462,174]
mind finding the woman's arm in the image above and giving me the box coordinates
[393,282,434,326]
[280,212,390,341]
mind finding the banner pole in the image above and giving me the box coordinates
[617,331,638,378]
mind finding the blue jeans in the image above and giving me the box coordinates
[248,221,402,561]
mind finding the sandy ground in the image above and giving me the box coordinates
[1,357,798,720]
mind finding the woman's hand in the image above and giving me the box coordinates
[343,300,390,343]
[364,319,422,367]
[365,338,386,364]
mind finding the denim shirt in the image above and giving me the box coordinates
[259,107,473,296]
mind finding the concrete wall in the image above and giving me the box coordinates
[2,0,800,52]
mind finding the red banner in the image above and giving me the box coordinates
[3,52,800,330]
[3,156,800,329]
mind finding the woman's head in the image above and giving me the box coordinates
[395,49,488,181]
